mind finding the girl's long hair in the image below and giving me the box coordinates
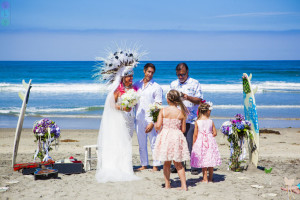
[167,90,189,117]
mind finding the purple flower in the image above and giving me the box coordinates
[235,114,245,121]
[33,118,60,138]
[231,119,237,124]
[221,126,229,135]
[236,122,245,130]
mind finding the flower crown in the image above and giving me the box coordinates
[207,101,213,110]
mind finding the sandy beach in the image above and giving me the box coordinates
[0,128,300,200]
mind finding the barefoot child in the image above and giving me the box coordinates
[153,90,190,190]
[191,102,221,183]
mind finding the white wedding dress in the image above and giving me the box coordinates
[95,77,140,183]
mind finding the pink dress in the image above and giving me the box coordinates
[153,110,190,162]
[191,119,221,168]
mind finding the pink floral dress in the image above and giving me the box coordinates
[191,119,221,168]
[153,109,190,162]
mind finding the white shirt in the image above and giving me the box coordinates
[170,77,203,124]
[134,79,163,124]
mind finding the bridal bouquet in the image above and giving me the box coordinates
[148,103,163,123]
[33,118,60,162]
[120,89,140,109]
[220,114,252,171]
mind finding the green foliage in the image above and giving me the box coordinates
[264,167,272,174]
[150,110,159,123]
[243,78,251,94]
[228,128,252,172]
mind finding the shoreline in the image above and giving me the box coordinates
[2,114,300,120]
[1,115,300,130]
[1,128,299,199]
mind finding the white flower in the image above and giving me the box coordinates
[207,101,213,110]
[147,102,163,122]
[120,89,140,109]
[222,121,232,126]
[147,103,162,114]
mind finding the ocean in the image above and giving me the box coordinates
[1,61,300,130]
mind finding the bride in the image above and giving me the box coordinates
[95,49,141,183]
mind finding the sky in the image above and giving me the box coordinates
[0,0,300,61]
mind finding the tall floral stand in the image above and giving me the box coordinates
[221,114,253,172]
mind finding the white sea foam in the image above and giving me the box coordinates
[1,81,300,94]
[0,106,104,115]
[1,104,300,116]
[0,83,107,93]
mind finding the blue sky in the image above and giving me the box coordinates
[0,0,300,60]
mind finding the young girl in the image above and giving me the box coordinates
[191,102,221,183]
[153,90,190,191]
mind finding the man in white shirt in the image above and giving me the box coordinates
[134,63,163,171]
[170,63,203,174]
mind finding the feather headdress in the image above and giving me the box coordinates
[94,46,145,84]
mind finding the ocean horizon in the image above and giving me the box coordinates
[1,60,299,129]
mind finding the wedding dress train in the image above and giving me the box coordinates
[95,79,140,183]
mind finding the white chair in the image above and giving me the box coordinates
[83,145,98,171]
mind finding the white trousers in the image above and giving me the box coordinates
[136,120,161,167]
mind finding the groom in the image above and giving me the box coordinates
[134,63,163,171]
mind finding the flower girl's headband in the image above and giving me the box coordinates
[207,101,213,110]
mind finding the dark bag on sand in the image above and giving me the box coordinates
[53,163,84,174]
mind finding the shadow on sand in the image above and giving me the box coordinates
[161,173,226,189]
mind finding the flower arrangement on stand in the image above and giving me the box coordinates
[220,114,253,171]
[32,118,60,162]
[148,103,163,123]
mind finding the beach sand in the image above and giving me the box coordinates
[1,128,300,200]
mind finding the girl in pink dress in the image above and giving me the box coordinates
[191,102,221,183]
[153,90,190,191]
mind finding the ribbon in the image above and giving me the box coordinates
[33,137,41,161]
[201,130,209,149]
[239,138,246,161]
[33,127,59,162]
[42,127,54,162]
[227,141,234,170]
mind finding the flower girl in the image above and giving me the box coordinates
[191,102,221,183]
[153,90,190,190]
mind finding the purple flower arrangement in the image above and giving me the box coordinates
[220,114,253,171]
[33,118,60,140]
[32,118,61,161]
[221,114,251,137]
